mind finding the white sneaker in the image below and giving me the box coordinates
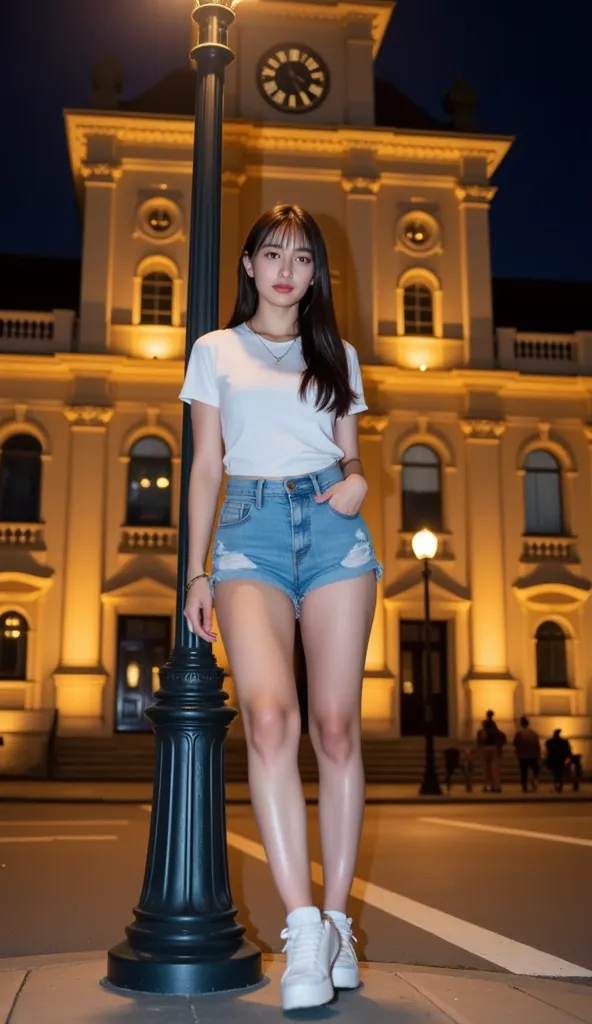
[280,906,339,1011]
[325,911,360,989]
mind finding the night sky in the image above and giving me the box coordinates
[2,0,591,280]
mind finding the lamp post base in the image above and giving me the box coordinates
[107,937,263,996]
[419,772,443,796]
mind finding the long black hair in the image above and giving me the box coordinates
[226,204,358,418]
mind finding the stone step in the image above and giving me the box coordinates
[51,734,531,784]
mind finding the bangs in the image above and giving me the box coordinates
[254,215,312,254]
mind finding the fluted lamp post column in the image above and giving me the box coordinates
[107,0,262,996]
[411,529,443,797]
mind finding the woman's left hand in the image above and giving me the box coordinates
[314,473,368,516]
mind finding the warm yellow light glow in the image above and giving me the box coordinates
[135,335,180,360]
[156,477,170,489]
[152,666,160,692]
[4,630,21,639]
[411,528,438,560]
[140,477,151,489]
[419,363,427,372]
[126,662,141,688]
[5,617,20,627]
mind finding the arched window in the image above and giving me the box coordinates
[0,434,42,523]
[404,284,434,336]
[536,621,568,687]
[140,273,173,325]
[402,444,442,532]
[126,437,172,527]
[524,450,563,535]
[0,611,28,680]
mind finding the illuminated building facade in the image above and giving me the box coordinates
[1,0,591,776]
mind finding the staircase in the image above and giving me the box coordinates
[51,733,525,784]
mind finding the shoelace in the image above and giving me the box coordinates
[334,918,358,960]
[281,922,324,968]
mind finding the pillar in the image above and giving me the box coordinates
[456,183,497,369]
[79,154,121,353]
[53,405,113,726]
[462,418,516,730]
[345,17,374,125]
[342,174,380,364]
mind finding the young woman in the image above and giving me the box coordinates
[180,203,382,1011]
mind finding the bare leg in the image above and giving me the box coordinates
[300,573,376,914]
[214,579,312,913]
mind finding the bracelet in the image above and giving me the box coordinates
[186,573,209,593]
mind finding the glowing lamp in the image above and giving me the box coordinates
[411,528,438,561]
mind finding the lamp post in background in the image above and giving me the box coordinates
[107,0,262,996]
[411,528,443,797]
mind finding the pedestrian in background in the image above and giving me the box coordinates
[545,728,572,793]
[513,715,541,792]
[477,709,506,793]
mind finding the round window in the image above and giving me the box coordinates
[396,211,442,256]
[136,198,183,243]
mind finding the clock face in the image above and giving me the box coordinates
[257,44,330,114]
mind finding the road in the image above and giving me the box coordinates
[0,801,590,978]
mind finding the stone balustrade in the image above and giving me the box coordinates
[119,527,178,554]
[0,309,76,352]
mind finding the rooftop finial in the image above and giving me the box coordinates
[91,56,123,110]
[443,78,480,132]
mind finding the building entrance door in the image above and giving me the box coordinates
[400,619,448,736]
[115,615,171,732]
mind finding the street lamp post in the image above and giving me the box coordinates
[107,0,262,996]
[411,529,443,797]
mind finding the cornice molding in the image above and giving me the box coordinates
[63,405,114,428]
[64,113,512,183]
[455,183,497,206]
[232,0,390,56]
[460,418,506,441]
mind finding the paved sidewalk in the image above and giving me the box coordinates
[1,952,591,1022]
[0,778,589,803]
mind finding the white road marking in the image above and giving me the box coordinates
[0,820,129,827]
[421,817,592,848]
[0,835,118,844]
[226,830,592,978]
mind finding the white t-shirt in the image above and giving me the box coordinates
[179,322,368,477]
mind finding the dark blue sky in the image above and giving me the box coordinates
[2,0,591,279]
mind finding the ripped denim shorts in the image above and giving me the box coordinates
[210,461,383,618]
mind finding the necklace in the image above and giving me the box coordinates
[246,321,299,364]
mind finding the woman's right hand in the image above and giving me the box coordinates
[184,578,217,643]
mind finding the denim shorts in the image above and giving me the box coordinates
[210,462,383,618]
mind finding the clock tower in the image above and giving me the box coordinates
[223,0,393,126]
